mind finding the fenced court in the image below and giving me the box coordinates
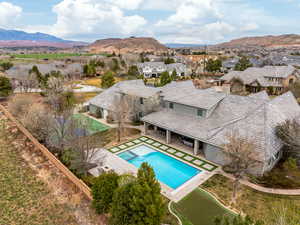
[73,114,110,134]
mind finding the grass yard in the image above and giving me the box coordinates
[10,53,107,60]
[73,114,110,134]
[80,77,125,88]
[172,188,235,225]
[74,92,99,103]
[0,122,79,225]
[201,174,300,223]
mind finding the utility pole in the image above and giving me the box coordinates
[203,45,208,73]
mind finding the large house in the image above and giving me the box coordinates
[137,62,189,78]
[221,65,299,94]
[87,80,300,175]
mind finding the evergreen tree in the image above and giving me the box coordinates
[164,57,175,64]
[0,61,13,71]
[92,172,119,214]
[0,76,12,97]
[206,59,222,72]
[29,65,44,87]
[159,71,172,86]
[110,182,137,225]
[131,163,166,225]
[110,163,166,225]
[234,56,253,71]
[101,71,115,88]
[128,65,140,78]
[171,69,177,80]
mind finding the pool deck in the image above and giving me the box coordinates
[91,136,219,202]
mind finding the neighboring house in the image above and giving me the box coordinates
[222,58,239,72]
[137,62,188,78]
[87,79,300,175]
[220,65,299,94]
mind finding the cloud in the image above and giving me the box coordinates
[26,0,147,40]
[0,2,22,28]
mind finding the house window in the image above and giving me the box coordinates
[138,112,143,118]
[197,109,204,117]
[140,98,144,104]
[169,102,174,109]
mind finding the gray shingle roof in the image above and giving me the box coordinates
[221,65,296,87]
[161,81,227,109]
[142,91,300,162]
[88,80,160,110]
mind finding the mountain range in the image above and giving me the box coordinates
[88,37,168,54]
[0,29,86,48]
[217,34,300,48]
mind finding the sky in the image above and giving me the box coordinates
[0,0,299,44]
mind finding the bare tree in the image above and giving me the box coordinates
[20,103,52,143]
[111,93,131,142]
[276,119,300,159]
[223,132,258,204]
[47,109,74,154]
[8,95,35,118]
[66,117,106,176]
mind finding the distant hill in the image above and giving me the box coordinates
[0,29,87,48]
[165,43,206,48]
[217,34,300,48]
[88,37,168,54]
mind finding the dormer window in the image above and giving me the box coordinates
[197,109,204,117]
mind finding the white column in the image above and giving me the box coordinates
[194,140,199,155]
[144,122,148,135]
[166,130,171,144]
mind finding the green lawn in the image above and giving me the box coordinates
[73,114,110,134]
[10,53,108,60]
[202,174,300,223]
[172,188,235,225]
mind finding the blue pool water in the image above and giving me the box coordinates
[118,144,201,189]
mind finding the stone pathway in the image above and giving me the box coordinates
[108,136,218,172]
[220,171,300,196]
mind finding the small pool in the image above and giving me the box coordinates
[118,144,201,189]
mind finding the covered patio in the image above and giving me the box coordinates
[144,122,205,157]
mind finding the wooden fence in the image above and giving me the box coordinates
[0,104,93,200]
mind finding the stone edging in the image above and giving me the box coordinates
[168,201,183,225]
[108,136,218,172]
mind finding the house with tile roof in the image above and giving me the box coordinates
[87,80,300,175]
[221,65,299,95]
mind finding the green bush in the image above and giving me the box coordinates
[101,71,115,88]
[92,172,119,214]
[110,163,166,225]
[0,76,12,97]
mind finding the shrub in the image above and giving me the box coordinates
[8,95,35,118]
[92,172,119,214]
[101,71,115,88]
[110,163,166,225]
[0,76,12,97]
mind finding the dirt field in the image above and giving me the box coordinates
[0,112,106,225]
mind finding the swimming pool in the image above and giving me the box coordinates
[118,144,201,189]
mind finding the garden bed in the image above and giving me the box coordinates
[201,174,300,223]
